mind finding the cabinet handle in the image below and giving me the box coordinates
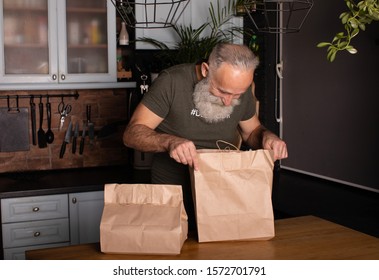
[32,207,40,212]
[61,74,66,80]
[72,197,77,204]
[34,232,41,237]
[52,74,57,80]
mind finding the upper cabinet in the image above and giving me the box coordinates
[0,0,118,86]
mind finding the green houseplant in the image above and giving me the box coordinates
[317,0,379,62]
[138,0,248,68]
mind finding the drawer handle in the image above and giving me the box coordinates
[32,207,40,212]
[34,232,41,237]
[72,197,77,204]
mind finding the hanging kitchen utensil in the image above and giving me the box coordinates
[0,96,29,152]
[86,105,95,146]
[29,96,37,146]
[58,97,72,131]
[59,121,72,159]
[79,122,86,155]
[72,122,79,154]
[37,96,47,148]
[45,96,54,144]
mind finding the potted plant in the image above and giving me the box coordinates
[317,0,378,62]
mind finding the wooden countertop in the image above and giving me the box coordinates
[26,216,379,260]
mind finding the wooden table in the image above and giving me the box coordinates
[26,216,379,260]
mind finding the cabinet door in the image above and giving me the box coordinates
[69,190,104,245]
[57,0,116,83]
[0,0,116,84]
[0,0,58,83]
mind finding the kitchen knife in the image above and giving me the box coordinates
[59,121,72,159]
[79,122,86,155]
[86,105,95,146]
[72,122,79,154]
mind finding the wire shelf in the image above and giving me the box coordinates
[110,0,191,29]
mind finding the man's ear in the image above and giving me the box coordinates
[201,62,209,78]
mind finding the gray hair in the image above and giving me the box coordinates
[208,43,259,73]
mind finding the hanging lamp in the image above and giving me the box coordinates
[241,0,314,33]
[110,0,191,29]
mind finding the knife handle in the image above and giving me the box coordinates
[59,142,66,159]
[72,137,77,154]
[79,137,85,155]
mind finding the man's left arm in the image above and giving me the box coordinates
[239,115,288,160]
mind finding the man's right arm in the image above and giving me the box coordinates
[123,103,199,169]
[123,103,169,152]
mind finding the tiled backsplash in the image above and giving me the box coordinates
[0,89,131,173]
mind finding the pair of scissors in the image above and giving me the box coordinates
[58,99,72,131]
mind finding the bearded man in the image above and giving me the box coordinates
[123,43,288,229]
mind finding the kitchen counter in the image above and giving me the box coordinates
[26,216,379,260]
[0,165,150,199]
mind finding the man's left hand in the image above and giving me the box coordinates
[262,131,288,161]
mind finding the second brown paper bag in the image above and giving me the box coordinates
[190,149,275,242]
[100,183,188,255]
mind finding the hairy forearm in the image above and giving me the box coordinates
[123,123,176,153]
[245,125,268,149]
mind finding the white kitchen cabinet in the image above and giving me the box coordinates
[1,194,70,260]
[0,0,117,86]
[135,0,243,50]
[69,190,104,245]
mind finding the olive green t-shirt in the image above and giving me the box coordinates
[143,63,256,148]
[141,62,256,184]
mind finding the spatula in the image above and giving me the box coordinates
[37,98,47,148]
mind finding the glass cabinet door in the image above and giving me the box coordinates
[59,0,116,83]
[1,0,52,83]
[0,0,116,84]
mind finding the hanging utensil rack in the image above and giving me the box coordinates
[0,91,79,111]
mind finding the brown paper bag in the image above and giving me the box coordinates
[190,149,275,242]
[100,183,188,255]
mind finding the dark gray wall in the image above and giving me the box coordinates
[281,0,379,191]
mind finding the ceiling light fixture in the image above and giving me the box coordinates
[241,0,314,33]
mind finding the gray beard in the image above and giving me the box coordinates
[193,78,240,123]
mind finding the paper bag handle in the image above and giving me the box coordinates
[216,140,239,151]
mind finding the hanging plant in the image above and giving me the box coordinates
[317,0,379,62]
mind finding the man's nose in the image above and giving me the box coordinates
[222,95,233,106]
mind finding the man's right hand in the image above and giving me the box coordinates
[168,138,199,170]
